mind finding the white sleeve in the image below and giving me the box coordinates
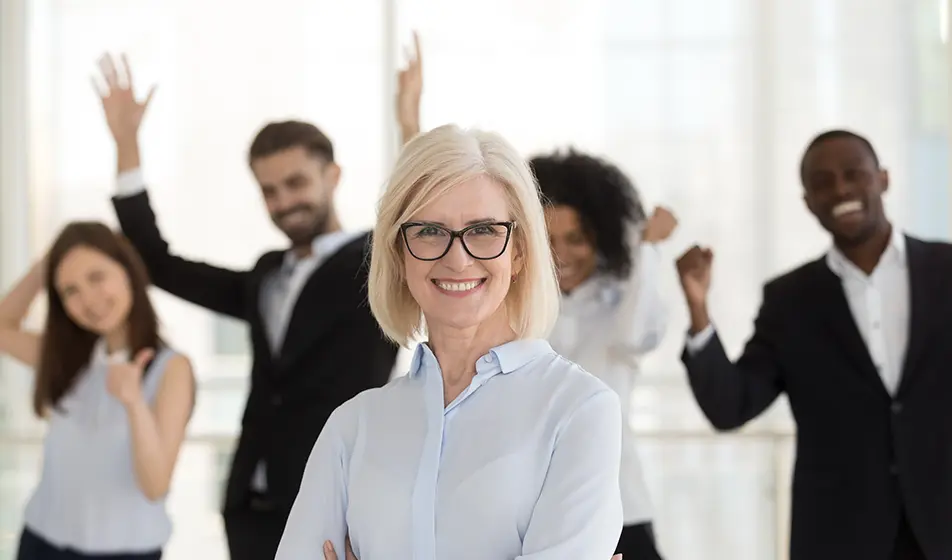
[116,168,147,197]
[611,241,668,356]
[685,323,716,355]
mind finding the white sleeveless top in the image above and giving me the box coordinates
[23,341,177,553]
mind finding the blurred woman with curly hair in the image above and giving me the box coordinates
[531,149,678,560]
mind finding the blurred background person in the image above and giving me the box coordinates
[94,55,399,560]
[0,222,195,560]
[676,131,949,560]
[532,150,676,560]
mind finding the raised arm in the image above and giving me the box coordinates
[396,32,423,145]
[676,245,784,431]
[517,389,623,559]
[609,207,677,357]
[94,54,249,318]
[275,406,350,560]
[0,258,45,368]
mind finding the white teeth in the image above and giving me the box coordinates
[436,280,481,292]
[832,200,863,217]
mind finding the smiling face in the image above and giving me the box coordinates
[802,136,890,247]
[54,245,133,336]
[403,175,521,334]
[252,146,340,247]
[544,204,598,293]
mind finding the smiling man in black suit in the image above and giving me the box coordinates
[93,54,399,560]
[676,129,952,560]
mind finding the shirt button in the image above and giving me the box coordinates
[872,321,880,329]
[272,395,282,406]
[891,402,902,414]
[889,464,899,475]
[483,356,492,363]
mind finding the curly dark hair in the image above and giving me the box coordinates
[529,149,647,279]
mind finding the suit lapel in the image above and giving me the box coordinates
[275,263,340,361]
[812,259,890,398]
[897,237,934,395]
[274,235,368,372]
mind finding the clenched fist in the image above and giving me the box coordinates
[676,245,713,307]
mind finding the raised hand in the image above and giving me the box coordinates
[642,206,678,243]
[676,245,713,308]
[106,348,155,407]
[93,53,155,144]
[396,31,423,143]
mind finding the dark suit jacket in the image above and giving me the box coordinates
[681,235,952,560]
[113,191,399,516]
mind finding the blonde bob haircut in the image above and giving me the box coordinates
[368,124,561,347]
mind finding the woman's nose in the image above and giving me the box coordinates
[440,237,474,271]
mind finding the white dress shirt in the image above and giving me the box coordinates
[688,228,909,395]
[116,168,362,489]
[548,242,666,525]
[276,339,624,560]
[258,230,364,354]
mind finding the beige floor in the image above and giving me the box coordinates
[0,378,795,560]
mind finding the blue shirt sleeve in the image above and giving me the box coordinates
[274,405,350,559]
[516,388,624,559]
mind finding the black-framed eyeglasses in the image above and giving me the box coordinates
[400,221,516,261]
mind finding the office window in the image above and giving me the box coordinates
[26,0,390,380]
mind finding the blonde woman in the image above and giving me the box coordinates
[276,125,624,559]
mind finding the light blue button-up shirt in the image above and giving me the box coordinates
[276,339,623,560]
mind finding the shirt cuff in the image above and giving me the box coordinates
[685,324,715,355]
[116,168,146,197]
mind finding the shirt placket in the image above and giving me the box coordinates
[268,266,295,354]
[863,279,893,394]
[410,364,445,560]
[411,358,495,560]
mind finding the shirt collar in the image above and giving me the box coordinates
[408,338,554,379]
[281,230,359,272]
[826,227,906,279]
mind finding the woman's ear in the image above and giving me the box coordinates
[511,238,526,276]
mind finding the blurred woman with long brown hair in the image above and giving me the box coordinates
[0,221,195,560]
